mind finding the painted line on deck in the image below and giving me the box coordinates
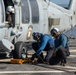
[0,71,64,74]
[69,55,76,58]
[38,64,76,73]
[52,65,76,69]
[0,66,76,74]
[70,50,76,52]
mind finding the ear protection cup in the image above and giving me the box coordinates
[32,32,42,40]
[36,33,41,38]
[32,32,36,40]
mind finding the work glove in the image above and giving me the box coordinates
[31,53,37,61]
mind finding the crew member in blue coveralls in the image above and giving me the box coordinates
[50,28,70,66]
[31,32,55,64]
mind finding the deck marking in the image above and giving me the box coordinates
[0,71,64,74]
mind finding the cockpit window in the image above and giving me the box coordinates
[49,0,71,9]
[29,0,39,23]
[0,0,4,23]
[21,0,30,23]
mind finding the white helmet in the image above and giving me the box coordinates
[6,6,15,13]
[53,28,60,32]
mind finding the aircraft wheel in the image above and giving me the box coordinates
[13,41,27,60]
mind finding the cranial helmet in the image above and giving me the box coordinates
[32,32,42,40]
[50,28,60,36]
[6,6,14,13]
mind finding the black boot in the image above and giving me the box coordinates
[60,59,67,66]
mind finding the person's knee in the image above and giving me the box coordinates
[32,42,36,47]
[32,42,38,51]
[45,57,50,63]
[49,56,61,65]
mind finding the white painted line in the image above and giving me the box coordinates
[39,64,76,70]
[52,65,76,69]
[0,71,64,74]
[0,66,75,74]
[70,50,76,52]
[38,64,76,72]
[69,55,76,58]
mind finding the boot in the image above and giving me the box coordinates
[60,59,67,66]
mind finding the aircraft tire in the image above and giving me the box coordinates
[13,41,27,60]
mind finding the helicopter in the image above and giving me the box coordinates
[0,0,76,59]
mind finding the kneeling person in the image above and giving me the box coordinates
[50,28,70,66]
[31,32,55,64]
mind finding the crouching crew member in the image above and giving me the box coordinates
[50,28,70,66]
[31,32,55,64]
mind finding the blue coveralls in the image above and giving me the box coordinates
[49,34,70,65]
[32,34,55,63]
